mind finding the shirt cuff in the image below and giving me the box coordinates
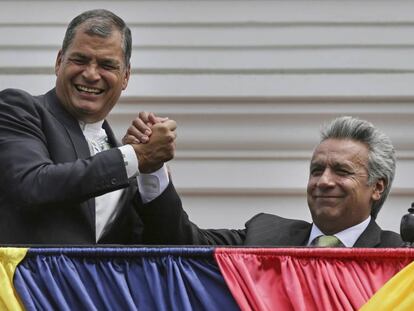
[118,145,139,178]
[137,165,169,203]
[118,145,170,203]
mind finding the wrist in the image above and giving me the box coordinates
[132,143,163,174]
[139,160,163,174]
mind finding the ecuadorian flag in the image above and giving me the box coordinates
[2,247,414,310]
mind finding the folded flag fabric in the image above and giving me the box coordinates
[13,247,240,311]
[2,247,414,311]
[360,260,414,311]
[214,248,414,311]
[0,247,27,311]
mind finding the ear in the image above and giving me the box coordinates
[55,50,63,76]
[371,179,385,201]
[121,64,131,90]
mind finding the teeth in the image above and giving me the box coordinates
[76,85,102,94]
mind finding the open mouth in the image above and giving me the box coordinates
[75,84,104,95]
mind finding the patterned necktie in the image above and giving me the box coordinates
[80,121,111,155]
[87,134,110,155]
[313,235,344,247]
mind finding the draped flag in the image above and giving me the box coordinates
[214,248,414,311]
[2,247,414,310]
[13,247,240,311]
[360,260,414,311]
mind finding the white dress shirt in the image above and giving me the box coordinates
[80,121,169,241]
[307,216,371,247]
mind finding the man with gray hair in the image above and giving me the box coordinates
[134,116,402,247]
[0,9,176,244]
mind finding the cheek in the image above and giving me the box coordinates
[307,178,316,193]
[341,181,368,202]
[58,71,75,87]
[103,72,122,86]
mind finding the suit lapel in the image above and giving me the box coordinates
[44,89,90,159]
[43,89,95,234]
[354,219,381,247]
[103,120,120,147]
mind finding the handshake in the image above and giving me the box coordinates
[122,112,177,174]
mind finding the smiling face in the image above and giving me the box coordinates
[55,25,130,123]
[307,139,384,234]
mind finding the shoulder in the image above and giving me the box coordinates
[379,229,403,247]
[0,88,44,111]
[0,88,50,122]
[0,88,35,101]
[246,212,310,229]
[358,219,403,247]
[242,213,312,246]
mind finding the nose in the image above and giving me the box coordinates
[316,168,335,188]
[82,63,100,82]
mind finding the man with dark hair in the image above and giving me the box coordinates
[0,9,176,244]
[132,116,402,247]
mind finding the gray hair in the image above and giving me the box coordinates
[61,9,132,66]
[320,116,396,218]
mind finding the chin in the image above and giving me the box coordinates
[313,208,342,223]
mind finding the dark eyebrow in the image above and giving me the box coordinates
[100,59,121,67]
[309,161,324,170]
[310,160,354,170]
[331,162,355,173]
[331,160,352,168]
[69,52,89,59]
[310,158,323,166]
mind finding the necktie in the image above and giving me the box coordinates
[87,134,110,155]
[313,235,344,247]
[81,121,111,155]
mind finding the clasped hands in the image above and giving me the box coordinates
[123,112,177,173]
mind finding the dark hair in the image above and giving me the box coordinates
[61,9,131,66]
[320,116,396,218]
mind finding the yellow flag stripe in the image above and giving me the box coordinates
[360,261,414,311]
[0,248,28,311]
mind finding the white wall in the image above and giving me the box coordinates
[1,0,413,233]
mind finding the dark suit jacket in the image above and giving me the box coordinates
[141,183,403,247]
[0,88,143,244]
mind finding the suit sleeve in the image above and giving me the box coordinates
[0,89,130,209]
[140,182,246,245]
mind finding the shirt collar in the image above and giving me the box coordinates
[307,216,371,247]
[79,120,105,140]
